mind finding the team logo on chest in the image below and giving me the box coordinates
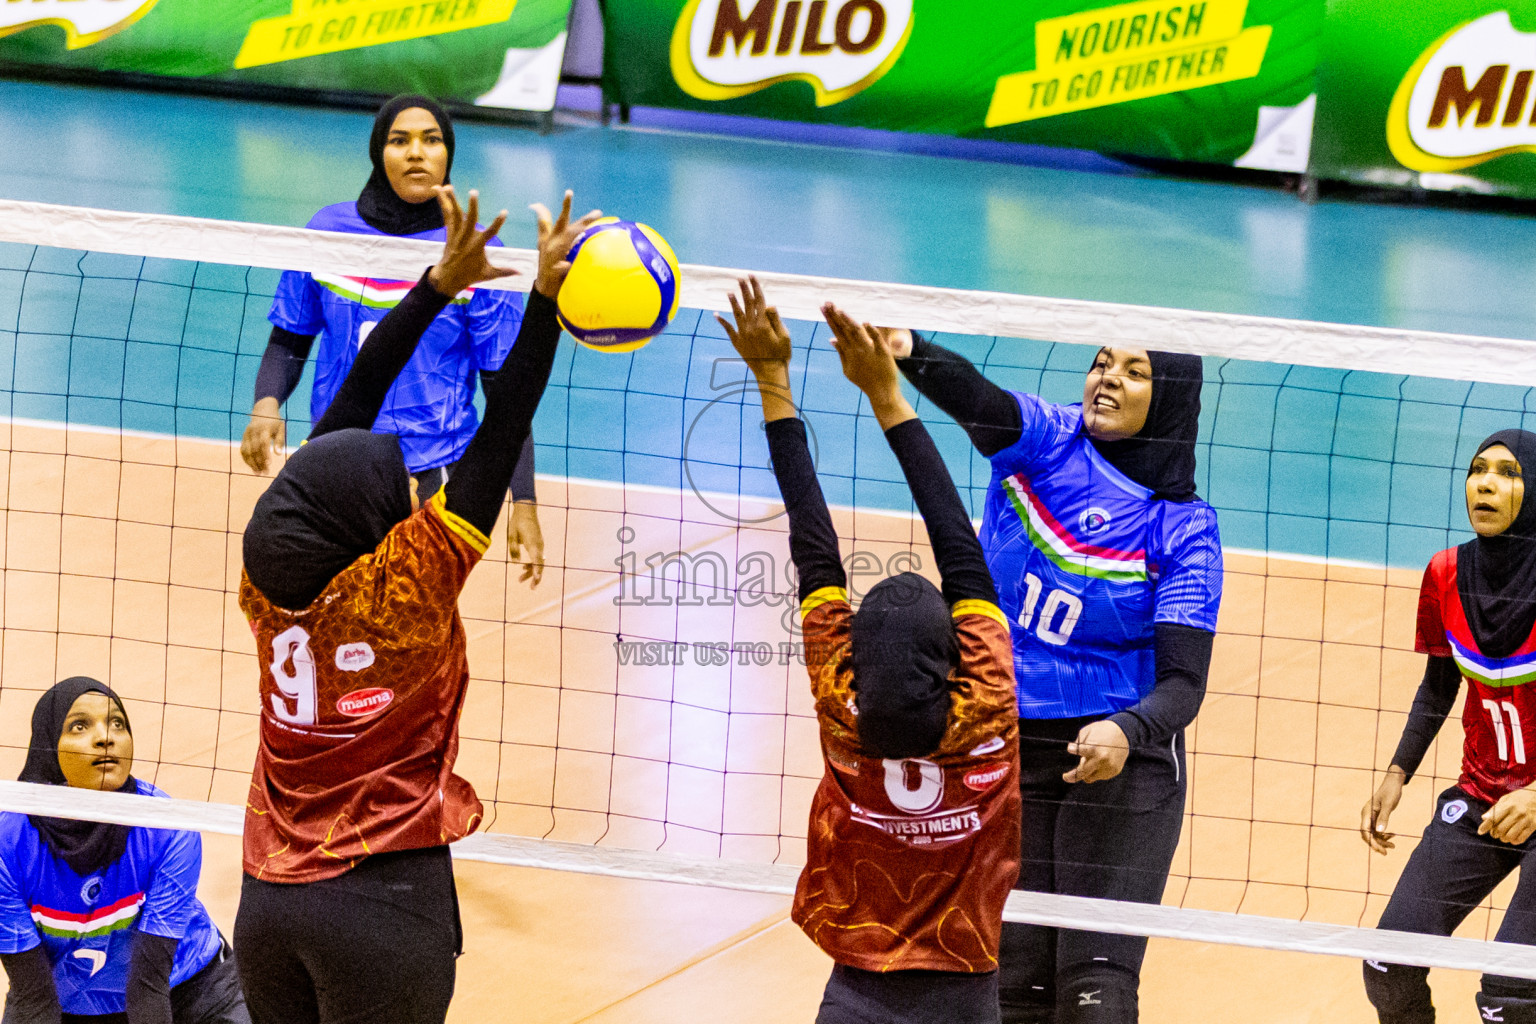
[1079,506,1112,534]
[79,876,102,906]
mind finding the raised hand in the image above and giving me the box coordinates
[530,190,604,300]
[427,186,517,299]
[718,276,796,422]
[718,276,792,377]
[823,303,914,430]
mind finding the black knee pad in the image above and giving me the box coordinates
[1477,976,1536,1023]
[1055,963,1137,1024]
[1362,960,1434,1024]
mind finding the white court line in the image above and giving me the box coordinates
[0,779,1531,979]
[3,199,1536,385]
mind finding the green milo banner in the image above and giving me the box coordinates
[0,0,575,111]
[604,0,1322,169]
[1311,2,1536,196]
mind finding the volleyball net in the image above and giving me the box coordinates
[3,199,1536,982]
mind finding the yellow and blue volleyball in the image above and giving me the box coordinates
[556,218,681,353]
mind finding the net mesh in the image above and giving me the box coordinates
[2,207,1535,972]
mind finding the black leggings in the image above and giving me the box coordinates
[816,965,1000,1024]
[1365,786,1536,1024]
[999,718,1186,1024]
[233,846,460,1024]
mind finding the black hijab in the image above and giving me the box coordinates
[243,429,413,611]
[356,94,455,237]
[851,573,958,759]
[1089,350,1204,502]
[19,677,136,876]
[1457,429,1536,659]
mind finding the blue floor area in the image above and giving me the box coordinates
[3,78,1536,568]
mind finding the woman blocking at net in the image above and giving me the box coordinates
[720,278,1021,1024]
[1362,430,1536,1024]
[240,94,546,586]
[0,678,249,1024]
[231,185,599,1024]
[886,335,1221,1023]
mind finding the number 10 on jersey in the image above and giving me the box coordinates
[1017,573,1083,647]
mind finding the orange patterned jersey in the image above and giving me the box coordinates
[238,491,489,883]
[792,587,1022,973]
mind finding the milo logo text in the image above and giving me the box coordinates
[0,0,159,49]
[671,0,913,106]
[1388,12,1536,173]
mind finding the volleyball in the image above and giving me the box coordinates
[555,218,680,352]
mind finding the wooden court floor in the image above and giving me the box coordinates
[0,421,1507,1021]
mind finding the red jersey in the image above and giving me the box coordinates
[792,587,1022,974]
[1417,547,1536,804]
[239,491,488,883]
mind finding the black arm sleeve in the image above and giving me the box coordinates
[479,369,538,503]
[123,932,176,1024]
[1,947,62,1024]
[764,418,846,602]
[882,417,997,607]
[1390,655,1462,781]
[1108,623,1214,749]
[309,271,451,440]
[253,326,316,404]
[896,334,1023,458]
[441,291,562,536]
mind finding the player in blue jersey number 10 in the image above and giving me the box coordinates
[887,332,1222,1024]
[1362,430,1536,1024]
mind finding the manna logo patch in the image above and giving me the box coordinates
[1388,12,1536,173]
[336,687,393,717]
[0,0,159,49]
[964,762,1011,792]
[986,0,1273,127]
[671,0,913,107]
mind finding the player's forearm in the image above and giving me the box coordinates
[1390,655,1461,781]
[253,326,315,405]
[509,433,537,503]
[752,364,797,422]
[309,272,450,440]
[896,334,1023,458]
[124,932,176,1024]
[1109,623,1213,748]
[764,418,846,601]
[443,291,562,536]
[1,947,62,1024]
[882,417,997,607]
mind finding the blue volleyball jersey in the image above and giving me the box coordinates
[268,202,526,472]
[0,781,223,1016]
[982,392,1223,719]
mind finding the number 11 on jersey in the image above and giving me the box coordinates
[1483,698,1528,766]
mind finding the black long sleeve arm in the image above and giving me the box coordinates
[478,368,538,503]
[882,417,998,607]
[253,326,316,405]
[764,418,846,602]
[1108,623,1214,749]
[1,947,62,1024]
[896,334,1023,458]
[441,291,562,536]
[309,271,451,440]
[124,932,176,1024]
[1390,655,1462,781]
